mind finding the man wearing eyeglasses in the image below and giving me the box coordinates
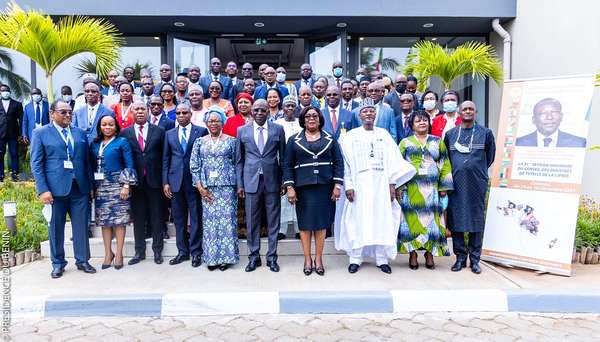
[72,82,115,144]
[236,99,287,273]
[148,96,175,131]
[395,93,415,142]
[153,64,174,95]
[31,100,96,278]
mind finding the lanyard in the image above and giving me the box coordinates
[57,126,73,160]
[98,137,115,157]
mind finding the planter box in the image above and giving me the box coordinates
[15,251,24,265]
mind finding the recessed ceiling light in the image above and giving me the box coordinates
[254,22,265,28]
[153,36,160,40]
[359,37,364,41]
[423,23,434,28]
[173,22,185,27]
[336,22,347,28]
[431,37,438,41]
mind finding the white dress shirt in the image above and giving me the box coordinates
[2,99,10,112]
[253,121,269,147]
[150,113,163,126]
[537,130,559,148]
[328,104,341,122]
[134,122,148,143]
[87,103,99,128]
[178,123,192,144]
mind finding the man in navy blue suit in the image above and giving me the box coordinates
[101,70,119,97]
[395,93,415,143]
[340,80,359,112]
[294,63,315,92]
[148,96,175,131]
[163,103,208,267]
[153,64,174,95]
[254,66,289,100]
[516,98,587,148]
[30,100,95,278]
[199,58,232,100]
[322,86,355,140]
[21,88,49,145]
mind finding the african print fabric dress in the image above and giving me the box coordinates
[190,135,239,266]
[398,135,453,256]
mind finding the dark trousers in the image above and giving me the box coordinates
[48,181,90,268]
[171,185,202,257]
[245,175,280,262]
[451,231,483,264]
[131,181,164,256]
[0,137,18,179]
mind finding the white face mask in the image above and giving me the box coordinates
[423,99,437,111]
[32,94,42,103]
[62,95,73,102]
[276,72,286,83]
[0,91,10,100]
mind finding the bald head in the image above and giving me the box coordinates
[367,81,385,102]
[175,103,192,126]
[252,99,269,125]
[459,100,477,124]
[326,85,341,108]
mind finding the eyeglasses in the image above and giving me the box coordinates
[207,119,222,124]
[160,69,170,72]
[161,90,174,93]
[54,109,72,116]
[242,68,252,71]
[400,99,413,103]
[208,87,221,91]
[175,111,190,115]
[325,93,339,97]
[253,108,267,113]
[305,114,319,119]
[150,103,163,106]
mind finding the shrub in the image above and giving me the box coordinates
[575,196,600,251]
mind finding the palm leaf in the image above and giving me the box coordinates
[0,66,30,98]
[0,1,123,102]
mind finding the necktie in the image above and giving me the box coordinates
[152,116,158,125]
[336,79,341,89]
[137,125,145,151]
[403,115,409,132]
[213,75,218,82]
[543,137,552,147]
[35,103,41,125]
[61,128,74,158]
[257,126,265,154]
[181,127,188,153]
[88,107,95,128]
[330,108,337,131]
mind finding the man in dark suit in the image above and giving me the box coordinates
[395,93,415,143]
[226,61,244,103]
[322,86,355,140]
[294,63,315,92]
[199,58,232,100]
[236,99,287,272]
[139,79,155,106]
[21,88,49,145]
[187,65,201,87]
[516,98,587,148]
[60,86,76,109]
[254,66,289,100]
[153,64,174,96]
[101,70,119,97]
[340,80,359,112]
[0,84,23,181]
[148,96,175,131]
[121,101,166,265]
[383,74,407,119]
[72,82,114,143]
[123,66,142,93]
[30,100,95,278]
[163,103,208,267]
[327,61,346,90]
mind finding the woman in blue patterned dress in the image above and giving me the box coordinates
[190,106,239,271]
[90,113,137,270]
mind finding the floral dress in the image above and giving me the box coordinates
[190,135,239,266]
[398,135,453,256]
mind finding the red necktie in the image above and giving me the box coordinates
[152,116,158,125]
[137,125,145,150]
[330,108,337,131]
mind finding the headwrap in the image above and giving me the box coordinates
[204,105,227,124]
[188,83,203,95]
[235,92,254,105]
[359,97,376,112]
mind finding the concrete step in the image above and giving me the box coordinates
[40,237,344,258]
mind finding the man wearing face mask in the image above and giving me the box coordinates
[22,88,50,145]
[61,86,75,109]
[276,67,297,99]
[254,66,289,100]
[384,74,407,119]
[327,61,346,90]
[294,64,314,92]
[354,68,367,84]
[0,84,23,181]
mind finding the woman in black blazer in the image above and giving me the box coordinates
[283,106,344,276]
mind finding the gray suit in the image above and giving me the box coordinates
[236,122,286,263]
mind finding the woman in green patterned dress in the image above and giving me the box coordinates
[397,111,453,270]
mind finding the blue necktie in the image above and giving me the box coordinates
[181,127,187,153]
[35,103,41,125]
[543,137,552,147]
[61,128,74,158]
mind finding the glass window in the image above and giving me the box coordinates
[173,38,210,75]
[119,36,162,81]
[309,38,341,77]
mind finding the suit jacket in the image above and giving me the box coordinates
[383,91,402,118]
[0,98,23,139]
[101,86,119,97]
[163,124,208,192]
[395,113,414,143]
[322,106,356,140]
[516,130,587,148]
[30,124,93,196]
[235,122,286,193]
[352,103,398,142]
[22,100,50,139]
[227,78,245,103]
[72,103,115,143]
[149,114,175,132]
[294,78,315,92]
[121,124,165,189]
[253,83,290,100]
[340,99,359,112]
[199,74,232,100]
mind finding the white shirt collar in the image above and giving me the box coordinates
[537,130,559,147]
[328,104,341,113]
[151,113,162,123]
[52,121,70,133]
[180,123,192,131]
[253,120,268,130]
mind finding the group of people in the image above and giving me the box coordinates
[23,58,496,279]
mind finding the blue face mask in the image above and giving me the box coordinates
[333,67,343,78]
[32,94,42,103]
[443,101,458,113]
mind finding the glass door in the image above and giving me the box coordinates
[167,33,213,75]
[306,31,347,78]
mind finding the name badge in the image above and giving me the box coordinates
[209,170,219,179]
[94,172,105,180]
[63,160,73,169]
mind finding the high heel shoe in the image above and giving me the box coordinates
[314,259,325,276]
[303,260,313,276]
[424,252,435,270]
[114,255,124,270]
[409,251,419,270]
[101,252,115,270]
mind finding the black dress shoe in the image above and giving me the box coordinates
[277,233,286,240]
[76,262,97,274]
[245,259,262,272]
[128,254,146,265]
[378,264,392,274]
[191,255,202,267]
[219,264,229,271]
[266,261,280,272]
[451,259,467,272]
[154,253,164,264]
[51,267,64,279]
[208,265,219,271]
[348,263,360,274]
[101,253,115,270]
[169,254,190,265]
[471,262,482,274]
[163,231,170,240]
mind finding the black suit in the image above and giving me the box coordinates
[0,98,23,179]
[149,114,175,132]
[120,124,165,256]
[227,78,245,103]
